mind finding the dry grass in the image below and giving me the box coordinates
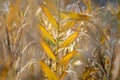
[0,0,120,80]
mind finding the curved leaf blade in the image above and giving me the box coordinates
[40,61,59,80]
[57,51,77,69]
[44,0,57,14]
[61,11,90,21]
[38,24,56,45]
[60,31,79,48]
[41,4,58,29]
[40,41,56,61]
[60,21,76,33]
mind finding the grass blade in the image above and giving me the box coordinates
[41,4,58,29]
[57,51,77,69]
[38,24,56,45]
[44,0,57,14]
[61,11,90,21]
[60,31,79,48]
[40,61,59,80]
[40,41,56,61]
[60,21,76,33]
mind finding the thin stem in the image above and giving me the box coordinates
[77,0,83,13]
[57,0,60,52]
[55,0,60,74]
[6,27,11,54]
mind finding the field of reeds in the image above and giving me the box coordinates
[0,0,120,80]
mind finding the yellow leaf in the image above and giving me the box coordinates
[40,41,56,61]
[41,1,68,23]
[38,24,56,45]
[60,31,79,48]
[57,51,77,69]
[40,61,59,80]
[60,21,76,33]
[61,11,79,19]
[43,0,65,20]
[44,0,57,14]
[100,36,106,45]
[61,11,90,21]
[41,4,58,29]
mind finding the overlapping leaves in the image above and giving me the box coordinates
[39,2,83,80]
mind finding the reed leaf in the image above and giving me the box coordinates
[61,11,90,21]
[40,61,59,80]
[40,41,56,61]
[60,21,76,33]
[60,31,79,48]
[41,4,58,29]
[38,24,56,45]
[57,51,77,69]
[44,0,57,14]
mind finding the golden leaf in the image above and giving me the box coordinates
[61,11,90,21]
[43,0,65,20]
[57,51,77,69]
[40,41,56,61]
[41,4,58,29]
[38,24,56,45]
[60,31,79,48]
[60,21,76,33]
[40,61,59,80]
[44,0,57,14]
